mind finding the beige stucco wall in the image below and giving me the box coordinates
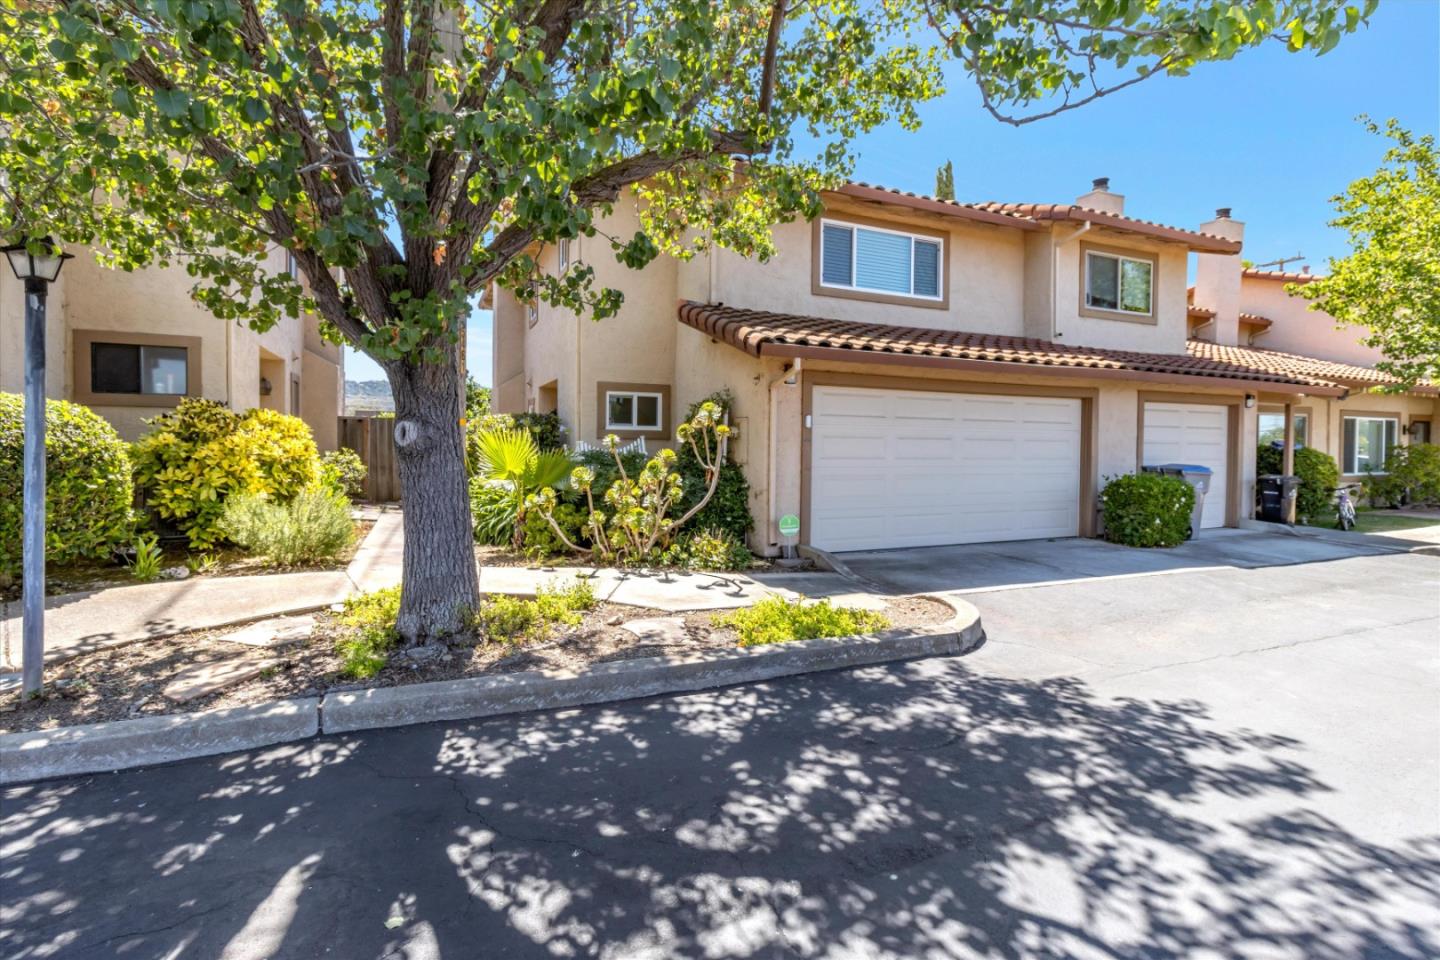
[1291,392,1439,479]
[1049,228,1191,354]
[0,246,342,442]
[1240,278,1383,365]
[708,199,1028,337]
[0,270,68,398]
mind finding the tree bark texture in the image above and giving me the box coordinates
[388,351,481,642]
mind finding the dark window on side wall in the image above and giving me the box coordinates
[91,342,188,395]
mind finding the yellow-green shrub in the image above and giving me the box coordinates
[132,399,321,548]
[0,393,134,575]
[716,596,889,648]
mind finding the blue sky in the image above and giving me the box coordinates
[347,1,1439,385]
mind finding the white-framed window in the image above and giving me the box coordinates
[285,250,299,279]
[1085,250,1153,316]
[605,390,662,431]
[819,219,942,300]
[558,238,571,273]
[1343,415,1399,474]
[525,301,539,327]
[1258,412,1309,448]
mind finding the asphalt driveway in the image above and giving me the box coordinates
[2,548,1437,958]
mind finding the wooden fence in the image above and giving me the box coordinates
[337,416,402,503]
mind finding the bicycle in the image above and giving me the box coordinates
[1334,484,1359,531]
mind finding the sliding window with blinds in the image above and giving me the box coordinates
[819,219,943,301]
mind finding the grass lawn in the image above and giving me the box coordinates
[1307,509,1440,534]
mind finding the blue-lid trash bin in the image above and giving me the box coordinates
[1142,463,1213,539]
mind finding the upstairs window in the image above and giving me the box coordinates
[1085,249,1154,316]
[558,238,571,273]
[819,219,943,301]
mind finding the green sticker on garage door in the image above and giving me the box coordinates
[778,514,800,538]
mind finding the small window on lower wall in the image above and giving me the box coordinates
[1343,415,1399,474]
[596,382,671,439]
[73,330,201,407]
[1258,411,1309,447]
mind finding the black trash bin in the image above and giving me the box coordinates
[1257,474,1301,523]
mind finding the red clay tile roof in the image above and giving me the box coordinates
[1242,268,1321,283]
[1238,312,1273,329]
[833,182,1243,254]
[1187,305,1217,320]
[677,301,1346,393]
[1185,340,1431,391]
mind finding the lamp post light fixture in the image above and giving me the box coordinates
[4,237,73,699]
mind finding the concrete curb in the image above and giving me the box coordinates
[0,698,318,786]
[1,598,982,784]
[321,597,982,734]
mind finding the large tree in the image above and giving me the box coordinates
[1297,118,1439,389]
[0,0,1370,640]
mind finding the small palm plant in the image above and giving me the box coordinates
[472,427,573,549]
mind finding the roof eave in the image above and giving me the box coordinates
[830,183,1046,232]
[752,341,1343,396]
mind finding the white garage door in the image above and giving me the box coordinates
[809,386,1083,552]
[1141,402,1230,529]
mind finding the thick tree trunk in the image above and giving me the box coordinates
[388,355,480,643]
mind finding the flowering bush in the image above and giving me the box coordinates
[1100,473,1195,548]
[531,401,730,565]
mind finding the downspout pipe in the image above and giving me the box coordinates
[766,357,802,555]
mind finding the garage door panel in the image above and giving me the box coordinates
[811,386,1082,551]
[1142,401,1230,530]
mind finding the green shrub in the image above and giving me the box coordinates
[675,391,753,540]
[473,577,596,643]
[1257,443,1341,522]
[320,448,367,500]
[471,426,573,547]
[132,399,322,548]
[512,411,566,450]
[336,586,401,678]
[1364,443,1440,508]
[470,477,518,546]
[128,535,163,582]
[716,596,890,648]
[521,501,586,559]
[1100,473,1196,548]
[680,528,753,571]
[561,448,648,507]
[218,487,355,565]
[0,393,134,576]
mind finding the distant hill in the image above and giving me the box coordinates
[345,379,394,414]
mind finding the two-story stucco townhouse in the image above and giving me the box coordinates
[1186,265,1434,478]
[0,246,344,449]
[491,178,1437,555]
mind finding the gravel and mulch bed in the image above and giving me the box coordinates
[0,519,376,602]
[0,595,951,735]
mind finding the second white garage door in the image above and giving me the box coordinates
[1141,401,1230,529]
[809,386,1083,552]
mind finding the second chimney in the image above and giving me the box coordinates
[1076,177,1124,216]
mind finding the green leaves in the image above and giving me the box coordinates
[1297,119,1440,390]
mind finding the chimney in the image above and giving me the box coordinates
[1193,207,1246,346]
[1076,176,1125,216]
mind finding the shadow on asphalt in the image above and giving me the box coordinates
[3,657,1437,958]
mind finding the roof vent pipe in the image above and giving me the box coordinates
[1215,207,1232,219]
[1092,177,1110,191]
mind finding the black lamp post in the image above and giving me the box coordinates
[4,238,72,698]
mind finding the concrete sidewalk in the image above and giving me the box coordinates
[1,510,873,669]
